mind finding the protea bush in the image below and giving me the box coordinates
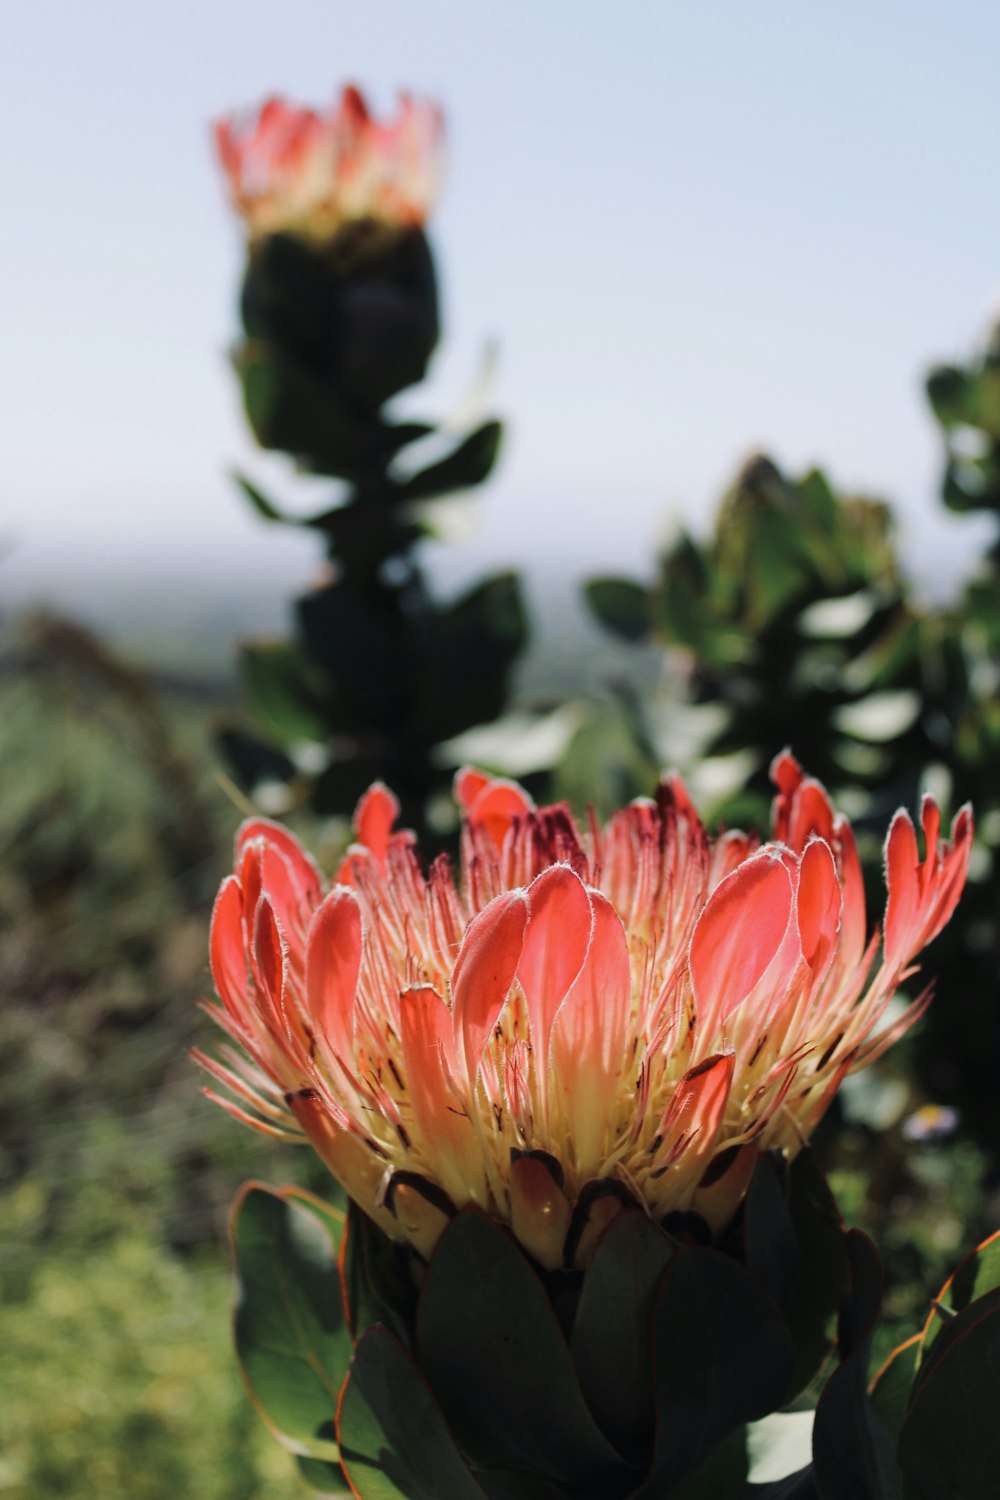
[212,85,525,831]
[196,758,999,1497]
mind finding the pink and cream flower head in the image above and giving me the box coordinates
[197,754,972,1267]
[214,85,445,242]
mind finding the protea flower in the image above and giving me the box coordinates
[214,85,444,243]
[198,753,971,1267]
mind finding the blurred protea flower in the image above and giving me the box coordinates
[214,85,445,243]
[198,753,971,1266]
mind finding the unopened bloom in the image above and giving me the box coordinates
[198,755,971,1266]
[214,85,444,242]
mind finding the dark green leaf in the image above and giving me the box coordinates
[911,1284,1000,1408]
[416,1208,631,1488]
[554,700,658,822]
[475,1477,569,1500]
[920,1228,1000,1359]
[795,469,839,533]
[666,1427,750,1498]
[653,533,716,653]
[745,1467,818,1498]
[413,572,527,744]
[337,1326,484,1500]
[570,1209,675,1457]
[216,723,297,796]
[296,1453,352,1494]
[925,364,976,430]
[396,420,503,503]
[233,470,293,524]
[235,341,386,480]
[231,1184,352,1459]
[242,641,333,745]
[297,579,407,733]
[811,1230,899,1500]
[635,1247,793,1495]
[341,1201,418,1346]
[897,1298,1000,1499]
[783,1148,849,1398]
[868,1335,920,1440]
[744,1152,801,1311]
[241,228,439,412]
[585,577,652,643]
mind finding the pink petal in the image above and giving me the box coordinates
[518,865,594,1088]
[796,838,842,981]
[552,891,632,1177]
[454,766,491,812]
[399,986,461,1134]
[252,896,285,1014]
[689,850,794,1041]
[836,816,867,966]
[353,782,400,867]
[467,777,535,853]
[306,887,362,1066]
[883,810,920,972]
[921,804,973,947]
[210,876,249,1028]
[235,817,323,910]
[450,890,529,1085]
[656,1051,734,1163]
[398,988,479,1204]
[552,891,631,1076]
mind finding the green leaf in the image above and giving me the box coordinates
[745,1469,818,1498]
[783,1148,849,1398]
[585,577,652,642]
[635,1247,793,1495]
[554,699,658,821]
[919,1227,1000,1359]
[868,1335,921,1440]
[235,341,387,480]
[925,364,976,430]
[241,228,440,412]
[341,1201,418,1347]
[416,1208,632,1488]
[653,533,717,654]
[795,469,839,534]
[396,420,503,502]
[911,1284,1000,1408]
[743,1152,801,1311]
[337,1326,484,1500]
[242,640,333,745]
[744,506,817,628]
[296,1454,353,1494]
[666,1427,750,1497]
[570,1209,675,1458]
[297,579,408,733]
[231,1183,353,1460]
[413,573,527,745]
[233,470,293,524]
[811,1230,899,1500]
[474,1476,570,1500]
[897,1298,1000,1499]
[281,1185,348,1246]
[215,723,297,796]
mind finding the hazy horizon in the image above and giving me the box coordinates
[5,0,1000,644]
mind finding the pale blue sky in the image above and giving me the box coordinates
[3,0,999,626]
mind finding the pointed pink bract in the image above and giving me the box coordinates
[690,851,794,1040]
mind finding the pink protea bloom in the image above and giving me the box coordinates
[197,755,972,1267]
[214,85,445,242]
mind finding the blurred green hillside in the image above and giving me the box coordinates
[0,614,316,1499]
